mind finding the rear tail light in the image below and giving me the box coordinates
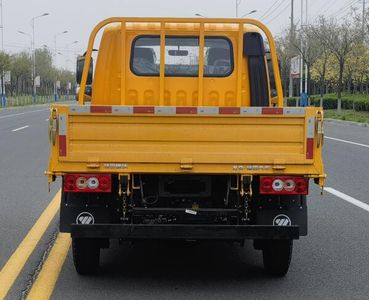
[260,176,308,195]
[64,174,112,193]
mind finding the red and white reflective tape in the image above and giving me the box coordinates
[58,114,67,157]
[306,117,315,160]
[69,105,306,116]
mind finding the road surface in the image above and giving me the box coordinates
[0,105,368,299]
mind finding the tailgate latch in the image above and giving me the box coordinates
[180,158,193,170]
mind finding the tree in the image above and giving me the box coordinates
[293,26,324,96]
[311,17,360,111]
[35,47,55,95]
[276,33,294,97]
[311,51,332,107]
[9,52,32,95]
[0,51,11,99]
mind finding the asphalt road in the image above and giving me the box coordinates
[0,105,369,299]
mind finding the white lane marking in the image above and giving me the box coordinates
[325,136,369,149]
[12,125,30,132]
[0,109,48,120]
[324,187,369,213]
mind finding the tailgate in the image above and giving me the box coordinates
[47,105,325,184]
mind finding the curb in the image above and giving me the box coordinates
[0,101,74,113]
[325,118,369,128]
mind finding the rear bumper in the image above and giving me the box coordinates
[71,224,300,240]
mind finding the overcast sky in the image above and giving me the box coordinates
[1,0,363,70]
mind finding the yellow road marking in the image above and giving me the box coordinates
[0,190,61,299]
[27,233,71,300]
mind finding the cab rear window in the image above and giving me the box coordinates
[131,36,233,77]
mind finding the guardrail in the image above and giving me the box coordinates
[0,95,76,107]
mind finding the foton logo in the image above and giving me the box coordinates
[273,214,291,226]
[76,212,95,225]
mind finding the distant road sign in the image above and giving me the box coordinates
[4,71,11,84]
[35,76,41,87]
[291,56,300,79]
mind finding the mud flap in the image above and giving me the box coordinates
[254,195,307,236]
[60,190,114,233]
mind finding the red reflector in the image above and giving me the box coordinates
[260,176,308,195]
[90,106,112,113]
[59,135,67,157]
[306,138,314,159]
[219,107,240,114]
[176,107,197,114]
[262,108,283,115]
[133,106,155,114]
[63,174,112,193]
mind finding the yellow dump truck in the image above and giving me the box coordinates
[46,17,325,276]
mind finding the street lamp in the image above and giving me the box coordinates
[65,40,78,71]
[240,10,257,18]
[31,12,49,102]
[18,30,32,53]
[53,30,68,101]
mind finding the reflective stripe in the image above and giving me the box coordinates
[69,106,90,113]
[59,136,67,157]
[306,117,315,159]
[112,106,133,114]
[307,117,315,138]
[91,106,112,113]
[283,107,305,115]
[198,107,219,115]
[155,106,176,115]
[133,106,155,114]
[262,107,283,115]
[219,107,240,114]
[58,114,67,135]
[66,105,307,116]
[176,107,197,114]
[306,138,314,159]
[240,107,262,115]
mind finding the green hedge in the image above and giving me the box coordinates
[286,95,369,112]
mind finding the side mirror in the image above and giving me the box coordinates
[76,56,93,85]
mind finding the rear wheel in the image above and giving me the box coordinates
[72,238,100,275]
[262,239,293,277]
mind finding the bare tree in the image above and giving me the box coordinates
[311,17,360,111]
[293,26,324,96]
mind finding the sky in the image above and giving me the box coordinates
[1,0,364,71]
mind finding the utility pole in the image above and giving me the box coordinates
[0,0,5,107]
[54,30,68,102]
[31,13,49,103]
[304,0,308,95]
[289,0,294,98]
[299,0,303,97]
[236,0,242,17]
[362,0,366,39]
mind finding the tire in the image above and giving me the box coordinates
[72,238,100,275]
[262,239,293,277]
